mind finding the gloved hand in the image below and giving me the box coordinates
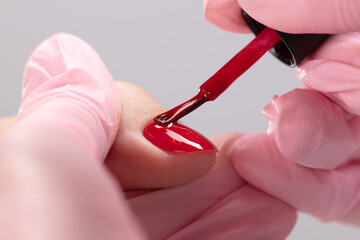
[203,0,360,225]
[0,34,296,239]
[0,33,146,239]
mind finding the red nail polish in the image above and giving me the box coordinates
[143,120,217,153]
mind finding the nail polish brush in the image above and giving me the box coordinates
[143,11,329,153]
[154,11,329,126]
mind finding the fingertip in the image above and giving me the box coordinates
[238,0,360,33]
[297,33,360,115]
[104,82,217,190]
[204,0,250,33]
[263,89,359,169]
[231,133,360,220]
[18,33,120,160]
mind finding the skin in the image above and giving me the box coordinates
[105,81,217,190]
[0,82,216,191]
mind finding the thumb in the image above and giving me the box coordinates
[16,33,120,160]
[0,34,146,239]
[237,0,360,33]
[203,0,250,33]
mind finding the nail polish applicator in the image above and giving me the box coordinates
[154,11,328,125]
[143,11,328,153]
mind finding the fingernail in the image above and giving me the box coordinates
[143,120,217,153]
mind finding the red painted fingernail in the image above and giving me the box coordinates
[143,120,217,153]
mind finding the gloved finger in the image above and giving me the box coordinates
[17,33,121,160]
[168,185,296,240]
[19,31,216,190]
[105,81,217,190]
[263,88,359,169]
[0,34,145,239]
[262,33,360,169]
[0,140,146,239]
[203,0,251,33]
[230,32,360,222]
[298,32,360,116]
[264,33,360,169]
[128,132,296,240]
[237,0,360,33]
[231,133,360,221]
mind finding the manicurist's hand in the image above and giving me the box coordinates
[0,34,296,239]
[203,0,360,225]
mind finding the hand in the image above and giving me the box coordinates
[0,34,146,239]
[0,34,296,239]
[203,0,360,225]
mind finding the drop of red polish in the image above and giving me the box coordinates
[143,121,217,153]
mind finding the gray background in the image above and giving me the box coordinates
[1,0,359,239]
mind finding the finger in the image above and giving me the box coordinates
[168,185,296,240]
[264,33,360,169]
[341,201,360,226]
[298,32,360,116]
[0,34,145,239]
[0,140,146,239]
[263,88,359,169]
[237,0,360,33]
[231,32,360,220]
[128,133,295,240]
[16,33,120,160]
[203,0,251,33]
[128,132,245,239]
[105,81,217,190]
[231,133,360,221]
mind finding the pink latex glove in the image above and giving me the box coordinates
[126,133,296,240]
[0,34,296,239]
[0,34,147,239]
[204,0,360,225]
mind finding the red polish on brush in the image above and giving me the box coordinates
[143,28,281,153]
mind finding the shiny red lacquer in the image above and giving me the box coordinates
[143,121,217,153]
